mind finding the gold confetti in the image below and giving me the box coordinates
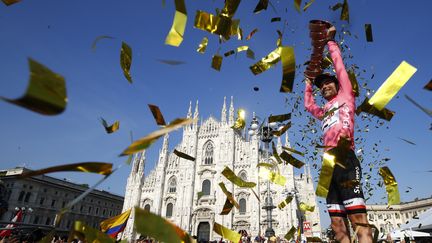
[120,118,195,155]
[224,50,236,57]
[211,54,223,71]
[197,191,204,200]
[294,0,302,13]
[1,0,20,6]
[299,202,315,212]
[148,104,167,126]
[220,198,234,215]
[268,113,291,123]
[365,24,373,42]
[340,0,349,22]
[277,195,293,209]
[120,42,133,83]
[272,122,292,137]
[348,69,359,97]
[259,167,286,186]
[0,58,67,115]
[404,94,432,117]
[165,0,187,47]
[282,146,304,156]
[284,226,296,241]
[303,0,315,11]
[398,137,416,145]
[219,182,240,209]
[356,97,395,121]
[173,149,196,161]
[157,59,185,65]
[213,222,241,243]
[72,221,115,242]
[135,207,192,243]
[379,167,401,205]
[369,61,417,110]
[321,103,344,120]
[424,80,432,91]
[280,46,296,93]
[246,28,258,40]
[236,46,255,59]
[316,152,336,198]
[253,0,268,13]
[222,166,256,188]
[271,17,281,22]
[231,108,246,130]
[257,162,275,168]
[280,151,305,168]
[250,47,281,75]
[197,37,209,53]
[91,35,114,51]
[19,162,112,178]
[100,117,120,134]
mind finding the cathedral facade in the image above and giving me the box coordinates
[121,97,321,241]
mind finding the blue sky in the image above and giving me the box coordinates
[0,0,431,228]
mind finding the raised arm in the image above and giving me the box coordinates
[304,78,324,120]
[328,40,353,96]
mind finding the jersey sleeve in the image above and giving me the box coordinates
[304,81,324,120]
[328,41,353,97]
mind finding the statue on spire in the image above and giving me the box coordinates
[228,96,234,125]
[221,96,227,124]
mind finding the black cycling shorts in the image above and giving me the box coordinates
[326,149,367,217]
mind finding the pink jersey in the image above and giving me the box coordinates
[304,41,355,150]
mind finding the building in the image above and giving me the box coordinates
[0,167,124,233]
[366,197,432,235]
[122,97,321,241]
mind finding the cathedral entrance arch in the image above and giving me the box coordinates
[197,222,210,242]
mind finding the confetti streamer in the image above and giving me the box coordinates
[259,167,286,186]
[316,152,336,198]
[211,54,223,71]
[424,80,432,91]
[148,104,167,126]
[197,191,204,200]
[91,35,114,51]
[379,167,401,205]
[1,0,20,6]
[220,198,234,215]
[340,0,349,22]
[221,166,256,188]
[197,37,209,53]
[284,226,296,241]
[224,50,236,57]
[253,0,268,13]
[120,42,133,83]
[236,46,255,59]
[277,195,293,209]
[356,97,395,121]
[0,58,67,115]
[299,202,315,212]
[156,59,185,65]
[280,46,296,93]
[219,182,240,209]
[303,0,315,11]
[173,149,196,161]
[72,221,115,243]
[165,0,187,47]
[246,28,258,40]
[271,17,281,22]
[269,113,291,123]
[404,94,432,117]
[280,151,305,168]
[365,24,373,42]
[19,162,112,178]
[397,137,416,146]
[100,117,120,134]
[282,146,304,156]
[369,61,417,110]
[231,109,246,130]
[272,122,292,137]
[135,207,192,243]
[250,47,281,75]
[294,0,302,13]
[120,118,195,155]
[213,222,241,243]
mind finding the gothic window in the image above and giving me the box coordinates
[18,191,25,201]
[144,204,151,212]
[168,177,177,193]
[203,142,214,165]
[239,198,246,214]
[24,192,31,202]
[33,216,39,224]
[395,213,400,219]
[166,203,173,218]
[202,180,211,195]
[239,171,247,181]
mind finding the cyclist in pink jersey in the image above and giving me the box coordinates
[304,26,373,243]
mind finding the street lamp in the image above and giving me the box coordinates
[248,113,276,238]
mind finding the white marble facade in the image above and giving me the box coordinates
[121,97,321,241]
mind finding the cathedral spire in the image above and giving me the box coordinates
[162,134,169,153]
[193,100,199,119]
[284,132,291,147]
[228,96,234,125]
[137,150,146,175]
[221,96,227,124]
[187,101,192,119]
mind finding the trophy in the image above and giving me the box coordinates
[304,20,335,80]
